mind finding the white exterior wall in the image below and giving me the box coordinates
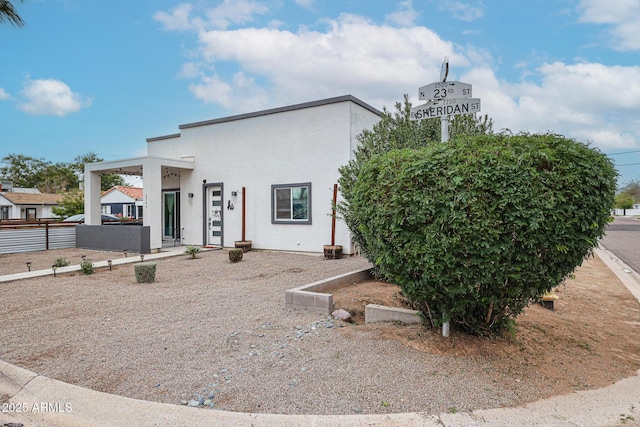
[0,197,16,218]
[102,191,134,204]
[0,202,56,219]
[147,100,380,254]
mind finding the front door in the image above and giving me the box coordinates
[206,184,223,247]
[163,191,180,241]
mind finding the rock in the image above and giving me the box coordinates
[180,400,188,405]
[204,399,212,406]
[188,399,199,407]
[332,309,353,322]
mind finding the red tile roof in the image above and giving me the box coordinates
[101,186,143,200]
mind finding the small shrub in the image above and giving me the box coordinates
[185,245,201,259]
[53,257,70,268]
[229,248,243,263]
[80,259,94,275]
[134,262,157,283]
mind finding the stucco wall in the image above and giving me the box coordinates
[147,98,380,254]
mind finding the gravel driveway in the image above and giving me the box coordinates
[0,248,575,415]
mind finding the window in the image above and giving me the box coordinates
[25,207,36,219]
[271,182,311,224]
[0,206,8,219]
[125,204,136,218]
[101,205,111,214]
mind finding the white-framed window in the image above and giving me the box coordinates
[125,204,136,218]
[271,182,311,224]
[101,205,111,214]
[0,206,8,219]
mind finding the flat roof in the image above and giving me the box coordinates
[147,95,382,142]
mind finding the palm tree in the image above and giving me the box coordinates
[0,0,25,27]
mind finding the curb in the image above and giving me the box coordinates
[1,248,639,426]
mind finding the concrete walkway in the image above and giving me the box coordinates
[1,247,639,427]
[0,245,193,283]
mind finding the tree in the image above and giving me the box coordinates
[449,113,493,138]
[51,190,84,219]
[0,152,126,193]
[0,154,50,189]
[616,180,640,204]
[615,192,634,209]
[71,152,126,191]
[339,95,493,258]
[341,132,616,335]
[38,162,78,193]
[0,0,25,27]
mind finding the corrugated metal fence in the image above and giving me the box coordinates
[0,223,76,254]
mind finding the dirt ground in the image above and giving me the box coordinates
[1,248,639,415]
[333,254,640,396]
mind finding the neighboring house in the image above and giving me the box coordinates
[101,186,143,219]
[84,95,382,253]
[0,192,64,220]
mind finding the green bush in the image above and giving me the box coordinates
[229,248,243,263]
[134,262,157,283]
[53,257,70,268]
[184,245,201,259]
[80,259,93,275]
[343,133,616,335]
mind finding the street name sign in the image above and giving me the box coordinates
[419,81,472,100]
[410,98,481,121]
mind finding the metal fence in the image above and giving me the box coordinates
[0,222,76,254]
[612,209,640,216]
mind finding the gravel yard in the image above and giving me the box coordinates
[0,248,639,416]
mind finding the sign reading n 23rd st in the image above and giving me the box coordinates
[419,81,472,100]
[410,98,481,121]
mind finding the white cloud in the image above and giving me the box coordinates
[294,0,314,9]
[0,88,9,100]
[154,0,269,31]
[385,0,418,27]
[157,4,639,152]
[188,74,233,106]
[577,0,640,51]
[154,3,194,32]
[463,62,640,150]
[189,13,459,111]
[438,1,484,22]
[18,78,92,116]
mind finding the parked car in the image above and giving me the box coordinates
[63,214,121,223]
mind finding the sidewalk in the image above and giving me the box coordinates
[1,247,639,427]
[0,245,191,283]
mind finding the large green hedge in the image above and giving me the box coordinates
[344,133,616,335]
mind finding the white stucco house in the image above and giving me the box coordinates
[101,186,143,219]
[83,95,382,254]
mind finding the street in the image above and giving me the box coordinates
[600,216,640,273]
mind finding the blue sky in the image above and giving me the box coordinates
[1,0,639,186]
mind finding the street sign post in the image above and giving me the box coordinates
[410,98,481,121]
[419,81,472,100]
[413,58,482,338]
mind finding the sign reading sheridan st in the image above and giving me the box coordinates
[410,98,481,120]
